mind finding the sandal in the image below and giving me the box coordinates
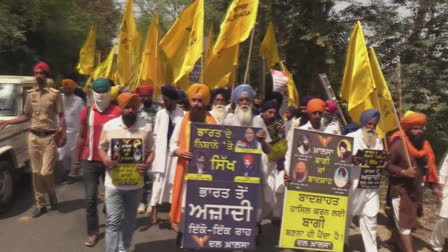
[84,234,98,247]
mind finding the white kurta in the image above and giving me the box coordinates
[345,128,383,252]
[58,94,84,176]
[431,152,448,251]
[149,108,184,206]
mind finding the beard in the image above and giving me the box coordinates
[122,113,137,126]
[236,105,252,126]
[361,127,377,147]
[190,106,206,122]
[408,133,425,150]
[211,105,227,123]
[143,100,153,109]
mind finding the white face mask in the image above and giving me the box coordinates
[93,91,111,112]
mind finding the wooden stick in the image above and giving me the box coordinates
[373,89,389,151]
[154,28,158,99]
[243,28,255,84]
[229,65,238,106]
[200,51,204,83]
[318,73,348,125]
[390,98,413,168]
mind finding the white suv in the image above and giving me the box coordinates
[0,76,54,212]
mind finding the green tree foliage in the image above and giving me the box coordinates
[0,0,119,81]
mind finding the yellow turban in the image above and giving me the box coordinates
[187,84,210,105]
[117,93,141,110]
[110,86,120,101]
[61,79,76,90]
[400,110,427,131]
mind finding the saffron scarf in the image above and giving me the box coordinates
[169,112,217,223]
[389,131,438,183]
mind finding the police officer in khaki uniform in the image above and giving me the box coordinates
[0,62,66,218]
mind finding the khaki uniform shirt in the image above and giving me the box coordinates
[24,87,64,131]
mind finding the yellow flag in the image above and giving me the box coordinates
[77,26,96,75]
[339,21,376,126]
[138,13,165,96]
[159,0,204,84]
[260,22,280,69]
[279,62,299,108]
[92,45,116,80]
[203,44,239,89]
[117,0,142,87]
[213,0,259,54]
[204,24,215,66]
[369,47,398,137]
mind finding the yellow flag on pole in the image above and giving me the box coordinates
[159,0,204,85]
[259,22,280,69]
[77,26,96,75]
[204,24,215,66]
[339,21,376,125]
[369,47,398,137]
[213,0,259,54]
[117,0,142,87]
[138,13,165,96]
[279,62,299,108]
[203,44,239,89]
[92,45,116,81]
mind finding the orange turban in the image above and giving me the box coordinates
[61,79,76,90]
[117,93,141,110]
[306,98,325,114]
[187,84,210,105]
[400,111,427,131]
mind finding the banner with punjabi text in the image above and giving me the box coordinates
[357,149,386,189]
[110,138,144,186]
[182,123,262,250]
[279,129,353,251]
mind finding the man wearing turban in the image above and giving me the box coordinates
[148,84,184,224]
[74,78,121,247]
[58,79,85,183]
[0,61,65,218]
[169,84,216,234]
[323,99,342,135]
[98,93,154,252]
[345,109,384,252]
[134,83,161,215]
[386,111,439,252]
[298,98,341,134]
[210,88,229,124]
[223,84,272,154]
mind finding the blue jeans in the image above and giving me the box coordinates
[105,186,142,252]
[82,161,106,236]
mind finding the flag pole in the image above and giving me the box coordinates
[389,98,413,168]
[154,27,158,100]
[200,51,204,83]
[372,89,389,151]
[243,28,255,84]
[229,65,238,107]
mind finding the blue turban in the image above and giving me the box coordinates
[161,84,178,100]
[343,123,360,135]
[300,96,313,107]
[233,84,254,104]
[261,100,278,113]
[360,109,380,126]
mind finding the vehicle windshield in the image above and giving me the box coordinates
[0,84,18,116]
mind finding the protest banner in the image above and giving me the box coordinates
[279,129,353,252]
[265,119,287,163]
[270,69,288,93]
[356,149,386,189]
[110,138,144,186]
[182,123,261,250]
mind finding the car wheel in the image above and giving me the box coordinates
[0,160,14,213]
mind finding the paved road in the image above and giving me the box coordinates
[0,176,437,252]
